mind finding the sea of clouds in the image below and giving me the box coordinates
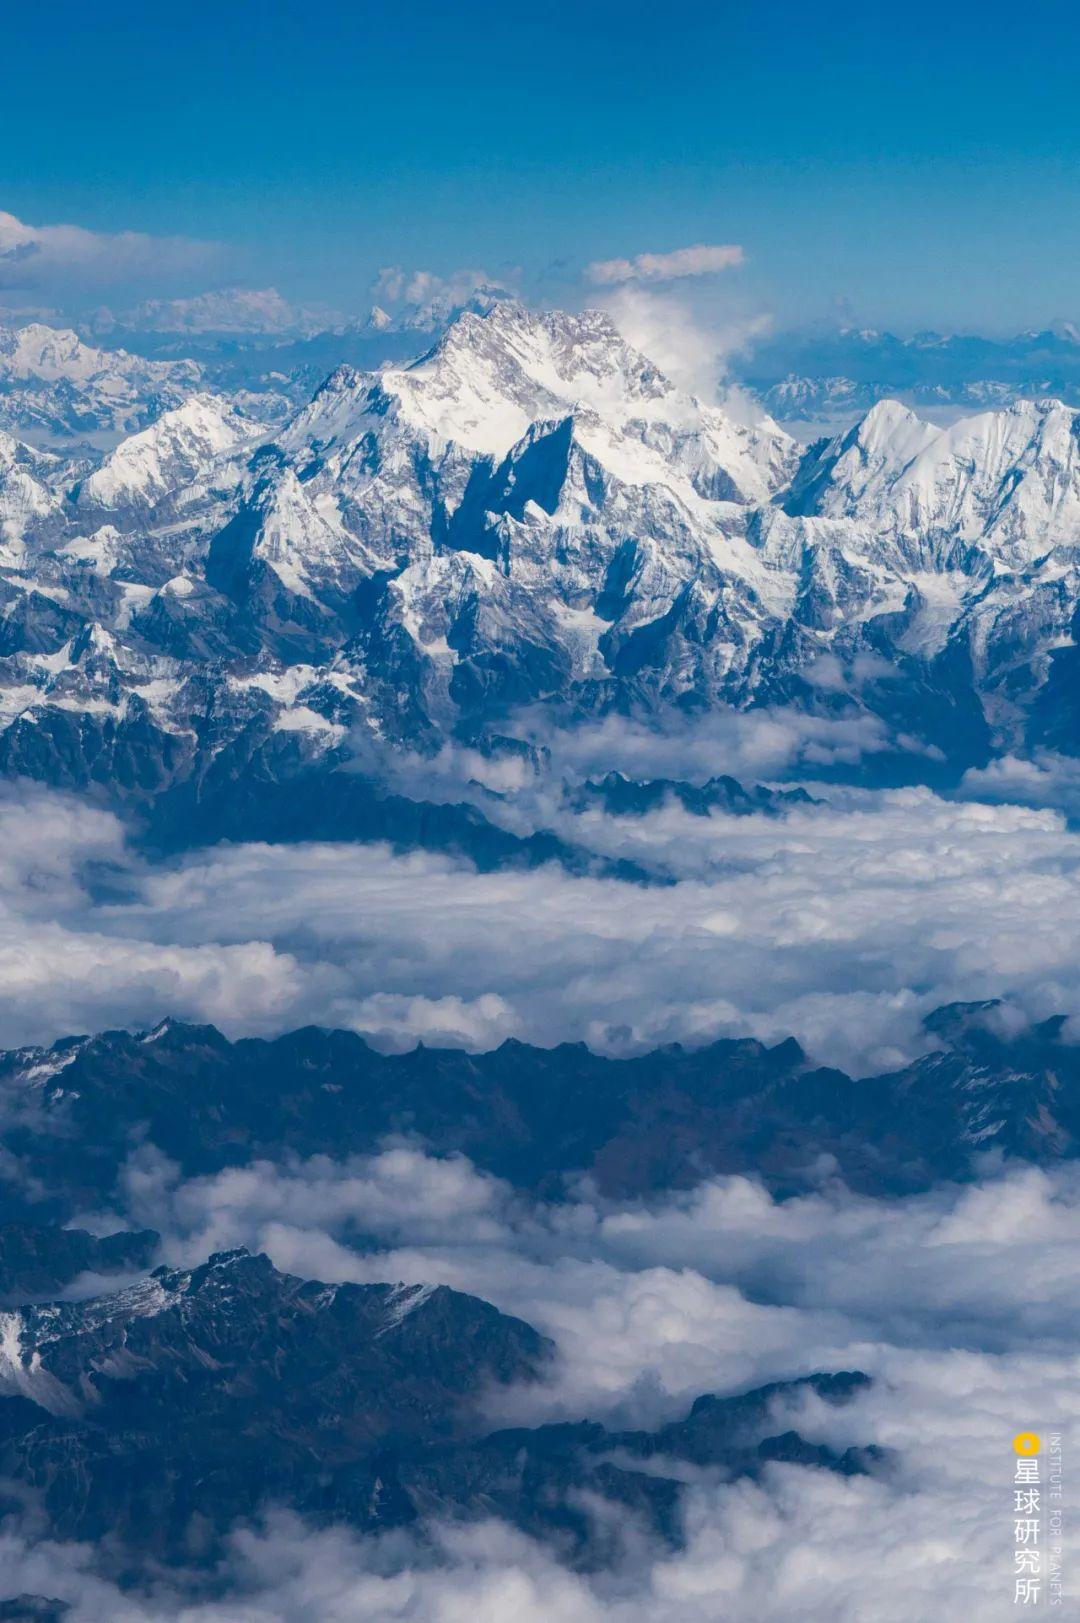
[1,764,1080,1074]
[4,1148,1078,1619]
[1,753,1077,1619]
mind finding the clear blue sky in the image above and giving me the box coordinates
[3,0,1080,331]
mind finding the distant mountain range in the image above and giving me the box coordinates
[736,321,1080,422]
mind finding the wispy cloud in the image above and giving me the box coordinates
[585,243,745,285]
[596,285,771,400]
[0,208,219,292]
[371,264,514,308]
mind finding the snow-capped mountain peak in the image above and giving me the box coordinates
[75,392,266,515]
[0,428,61,545]
[0,318,202,442]
[0,303,1078,794]
[0,322,111,384]
[790,394,1080,564]
[367,302,798,512]
[385,302,766,447]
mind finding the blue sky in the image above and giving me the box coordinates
[3,0,1080,331]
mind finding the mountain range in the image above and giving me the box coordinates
[0,1241,874,1568]
[0,1001,1071,1231]
[0,993,1067,1581]
[739,322,1080,422]
[0,324,203,443]
[0,299,1079,865]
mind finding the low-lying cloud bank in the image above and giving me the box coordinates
[20,1150,1080,1619]
[0,777,1079,1072]
[0,208,218,294]
[0,1417,1068,1623]
[104,1148,1080,1423]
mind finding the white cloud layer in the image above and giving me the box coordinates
[1,777,1080,1072]
[586,244,745,285]
[106,1148,1080,1421]
[114,787,1080,1072]
[0,210,218,291]
[371,265,512,308]
[31,1151,1080,1619]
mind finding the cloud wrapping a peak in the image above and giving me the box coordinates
[28,1151,1080,1619]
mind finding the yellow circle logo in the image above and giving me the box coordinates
[1014,1432,1042,1456]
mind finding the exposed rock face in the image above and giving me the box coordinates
[0,1245,872,1562]
[0,1224,157,1306]
[0,1005,1074,1225]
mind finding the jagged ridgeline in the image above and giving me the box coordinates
[0,1002,1072,1226]
[1,999,1072,1571]
[0,1242,876,1564]
[1,302,1080,847]
[1,300,1077,1606]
